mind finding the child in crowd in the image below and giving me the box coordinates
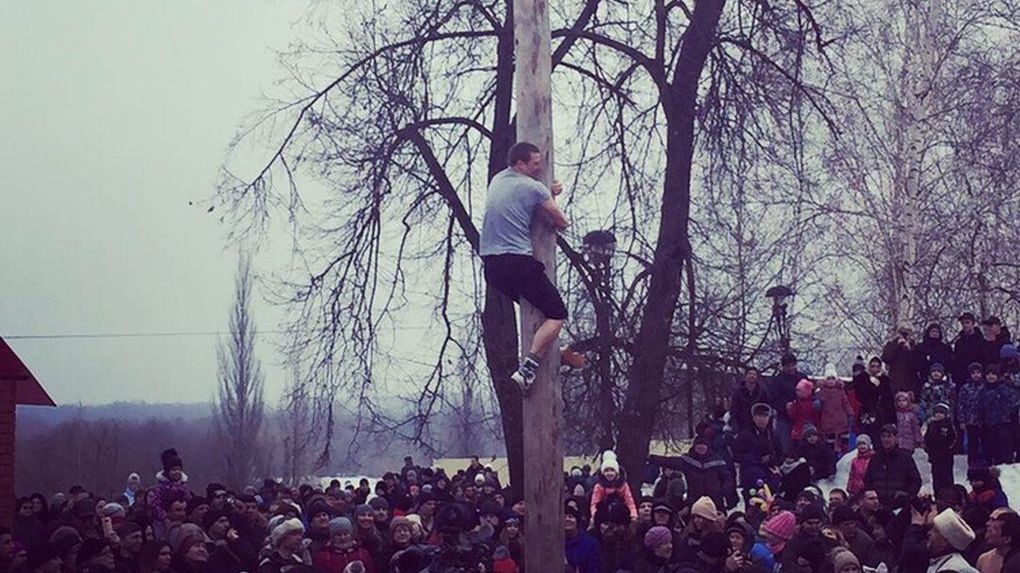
[923,402,957,495]
[895,391,923,451]
[589,450,638,520]
[978,365,1017,465]
[920,363,954,424]
[817,365,854,454]
[787,379,821,443]
[957,362,985,463]
[795,424,836,481]
[847,435,874,495]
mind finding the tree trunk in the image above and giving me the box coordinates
[616,0,725,492]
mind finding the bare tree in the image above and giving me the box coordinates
[214,254,266,489]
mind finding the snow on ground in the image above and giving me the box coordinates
[815,450,1020,505]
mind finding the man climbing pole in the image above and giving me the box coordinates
[480,141,570,393]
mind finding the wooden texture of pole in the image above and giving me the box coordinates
[513,0,564,567]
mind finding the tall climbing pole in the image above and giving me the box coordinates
[514,0,564,565]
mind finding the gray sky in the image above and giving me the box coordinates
[1,1,308,404]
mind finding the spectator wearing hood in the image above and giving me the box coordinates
[731,367,770,433]
[918,323,955,381]
[854,357,896,441]
[817,365,854,453]
[847,435,875,495]
[864,424,922,506]
[725,518,775,572]
[920,363,954,424]
[883,325,925,396]
[787,379,821,443]
[794,425,836,481]
[648,435,735,511]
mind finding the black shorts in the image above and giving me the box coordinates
[483,254,568,320]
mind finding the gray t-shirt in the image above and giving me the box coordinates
[479,168,551,257]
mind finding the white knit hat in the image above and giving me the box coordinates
[270,517,305,547]
[824,363,838,379]
[601,450,619,473]
[933,509,975,551]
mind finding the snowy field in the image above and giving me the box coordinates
[817,450,1020,504]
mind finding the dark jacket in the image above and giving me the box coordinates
[732,426,783,488]
[923,418,957,459]
[982,328,1014,369]
[649,449,735,510]
[731,383,769,433]
[864,446,922,505]
[793,438,836,480]
[917,324,955,379]
[565,531,600,573]
[780,531,838,573]
[853,372,896,427]
[768,372,806,422]
[882,338,924,396]
[843,526,884,567]
[978,380,1018,427]
[953,328,986,382]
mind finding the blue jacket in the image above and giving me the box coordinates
[957,382,982,426]
[978,381,1017,426]
[565,530,600,573]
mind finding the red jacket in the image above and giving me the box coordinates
[847,450,873,494]
[786,397,821,441]
[818,382,854,436]
[313,543,377,573]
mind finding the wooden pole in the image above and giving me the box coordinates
[514,0,564,568]
[0,382,16,527]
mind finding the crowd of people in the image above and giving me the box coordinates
[1,313,1018,573]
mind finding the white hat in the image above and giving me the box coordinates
[270,517,305,546]
[601,450,619,473]
[824,363,838,379]
[127,472,141,483]
[933,509,975,551]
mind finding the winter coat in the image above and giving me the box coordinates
[565,531,600,573]
[651,474,687,511]
[649,449,736,510]
[732,426,783,488]
[883,338,924,396]
[313,543,377,573]
[817,382,854,435]
[780,531,838,573]
[731,383,770,433]
[957,382,983,427]
[786,396,821,442]
[768,371,807,422]
[848,450,874,495]
[864,445,922,504]
[919,380,954,424]
[896,405,923,451]
[854,372,896,428]
[953,329,986,381]
[146,471,193,522]
[590,474,638,520]
[778,457,813,502]
[982,328,1014,369]
[918,324,955,379]
[970,480,1010,512]
[979,381,1018,427]
[923,418,957,460]
[794,438,836,481]
[631,550,685,573]
[257,551,309,573]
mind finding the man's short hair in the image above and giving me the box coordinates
[507,142,540,166]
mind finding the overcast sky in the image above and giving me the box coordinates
[1,1,311,405]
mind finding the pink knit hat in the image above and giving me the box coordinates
[796,379,814,398]
[763,510,797,552]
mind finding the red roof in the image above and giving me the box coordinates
[0,337,56,406]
